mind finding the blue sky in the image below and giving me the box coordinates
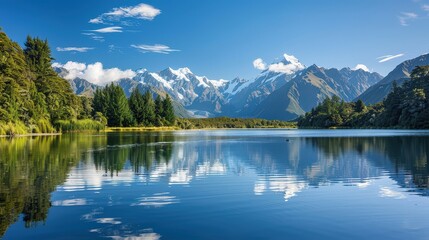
[1,0,429,80]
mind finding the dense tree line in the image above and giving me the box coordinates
[298,66,429,129]
[0,28,103,135]
[176,117,296,129]
[93,85,176,127]
[0,28,176,134]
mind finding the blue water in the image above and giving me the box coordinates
[1,129,429,239]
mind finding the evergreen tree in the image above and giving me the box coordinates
[162,94,175,126]
[154,95,164,126]
[109,83,134,127]
[142,91,155,126]
[23,36,78,123]
[355,99,366,113]
[129,88,145,125]
[95,84,134,127]
[93,88,107,115]
[154,95,164,116]
[383,80,403,126]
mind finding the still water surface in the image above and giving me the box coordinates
[1,129,429,239]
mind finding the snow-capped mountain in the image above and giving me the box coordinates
[253,64,383,120]
[134,67,227,115]
[356,53,429,104]
[54,53,384,119]
[224,54,306,116]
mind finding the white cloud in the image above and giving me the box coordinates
[131,44,179,54]
[89,17,103,24]
[254,54,305,74]
[82,33,105,42]
[377,54,404,63]
[268,54,305,74]
[56,47,93,53]
[89,3,161,24]
[422,4,429,11]
[399,12,418,26]
[253,58,267,70]
[353,64,370,72]
[53,61,136,85]
[91,26,123,33]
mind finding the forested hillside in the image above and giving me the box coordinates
[0,28,94,134]
[298,66,429,129]
[0,28,177,135]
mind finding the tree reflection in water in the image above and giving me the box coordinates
[1,131,428,237]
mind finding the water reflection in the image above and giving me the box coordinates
[0,134,105,235]
[1,131,429,238]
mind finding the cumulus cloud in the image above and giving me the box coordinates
[268,54,305,74]
[91,26,123,33]
[377,54,404,63]
[254,54,305,74]
[89,3,161,24]
[56,47,93,53]
[253,58,267,70]
[131,44,179,54]
[353,64,370,72]
[399,12,418,26]
[53,61,136,85]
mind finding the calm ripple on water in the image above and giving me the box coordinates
[1,129,429,240]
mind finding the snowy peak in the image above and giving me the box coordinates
[136,68,148,74]
[177,67,193,75]
[267,53,305,74]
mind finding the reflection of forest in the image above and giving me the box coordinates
[91,133,175,176]
[307,136,429,191]
[0,134,106,236]
[0,133,177,236]
[1,133,428,236]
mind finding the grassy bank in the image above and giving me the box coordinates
[105,126,179,132]
[1,117,297,137]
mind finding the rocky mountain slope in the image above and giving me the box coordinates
[356,53,429,104]
[253,65,383,120]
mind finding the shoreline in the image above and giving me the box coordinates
[0,132,62,138]
[2,127,428,137]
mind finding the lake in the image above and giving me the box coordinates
[1,129,429,239]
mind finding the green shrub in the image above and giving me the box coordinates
[0,121,28,136]
[55,119,106,132]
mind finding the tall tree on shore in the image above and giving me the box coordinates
[129,88,145,125]
[142,91,155,126]
[162,94,175,125]
[23,36,78,123]
[154,95,164,126]
[94,84,134,127]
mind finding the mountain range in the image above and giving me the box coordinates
[54,53,429,121]
[356,53,429,104]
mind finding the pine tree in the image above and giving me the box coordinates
[154,95,164,126]
[142,91,155,126]
[93,88,107,115]
[162,94,175,126]
[355,99,366,113]
[107,84,134,127]
[129,88,145,125]
[23,36,78,123]
[154,95,164,116]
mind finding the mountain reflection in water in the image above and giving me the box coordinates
[1,130,428,239]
